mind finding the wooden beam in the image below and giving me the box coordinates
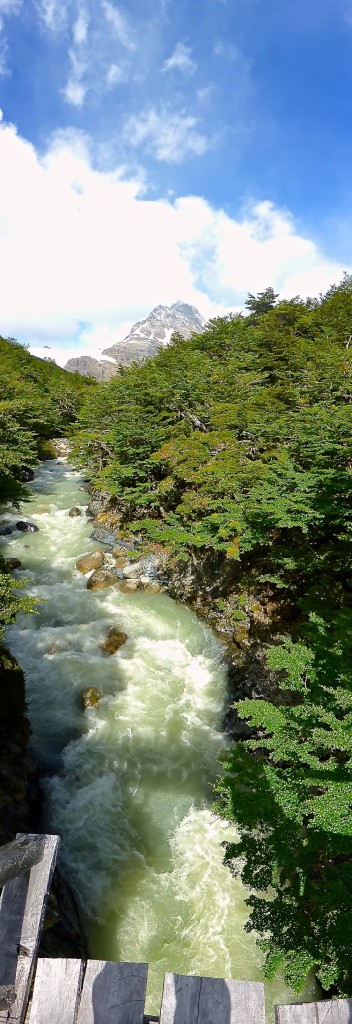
[76,960,148,1024]
[0,833,59,1024]
[159,973,266,1024]
[26,958,83,1024]
[276,1000,352,1023]
[0,837,46,889]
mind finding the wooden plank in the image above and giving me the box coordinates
[159,973,265,1024]
[27,958,83,1024]
[0,838,46,888]
[0,833,59,1024]
[76,960,148,1024]
[276,1000,352,1024]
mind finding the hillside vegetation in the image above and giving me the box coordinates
[72,278,352,997]
[0,337,93,635]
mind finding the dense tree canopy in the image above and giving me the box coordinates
[72,277,352,996]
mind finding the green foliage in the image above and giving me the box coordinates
[0,336,93,504]
[0,559,39,642]
[72,279,352,996]
[0,336,93,638]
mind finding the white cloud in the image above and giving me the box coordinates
[0,0,22,74]
[62,78,87,106]
[73,7,89,45]
[0,0,22,12]
[62,45,88,106]
[0,117,348,366]
[163,42,196,76]
[34,0,70,31]
[106,62,125,86]
[124,107,209,163]
[101,1,134,49]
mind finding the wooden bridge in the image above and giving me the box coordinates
[0,836,351,1024]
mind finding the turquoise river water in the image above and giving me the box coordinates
[2,461,316,1016]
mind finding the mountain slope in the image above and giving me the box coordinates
[64,302,204,379]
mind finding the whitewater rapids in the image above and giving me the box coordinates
[2,461,315,1015]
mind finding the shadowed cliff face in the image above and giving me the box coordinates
[0,645,40,845]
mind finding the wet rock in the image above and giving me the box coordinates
[16,521,39,533]
[0,521,16,536]
[76,550,104,574]
[112,542,135,557]
[122,561,142,578]
[114,556,128,569]
[68,507,82,518]
[86,568,119,591]
[19,467,35,482]
[100,626,128,655]
[81,687,101,709]
[0,645,41,845]
[91,525,116,545]
[119,579,141,594]
[103,553,116,567]
[3,558,22,571]
[140,579,164,594]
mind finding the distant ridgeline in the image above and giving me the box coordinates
[0,335,93,634]
[71,278,352,999]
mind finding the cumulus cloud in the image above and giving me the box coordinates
[0,117,347,365]
[163,42,196,76]
[124,107,209,163]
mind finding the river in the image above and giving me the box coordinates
[2,460,315,1016]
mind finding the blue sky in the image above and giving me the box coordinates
[0,0,351,362]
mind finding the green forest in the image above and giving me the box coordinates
[0,337,92,635]
[1,276,352,998]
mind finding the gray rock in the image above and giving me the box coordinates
[76,550,105,574]
[16,521,39,533]
[86,569,119,591]
[68,507,82,518]
[122,561,143,578]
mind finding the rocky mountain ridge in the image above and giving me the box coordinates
[65,301,204,380]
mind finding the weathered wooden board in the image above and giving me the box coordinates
[76,961,148,1024]
[159,973,266,1024]
[276,1000,352,1023]
[0,837,46,888]
[27,958,83,1024]
[0,833,59,1024]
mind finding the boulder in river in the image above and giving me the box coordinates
[16,521,39,533]
[86,568,119,591]
[100,626,128,655]
[20,467,35,482]
[3,558,22,571]
[76,550,104,574]
[68,507,82,518]
[114,556,128,569]
[81,687,101,709]
[119,579,141,594]
[122,561,142,578]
